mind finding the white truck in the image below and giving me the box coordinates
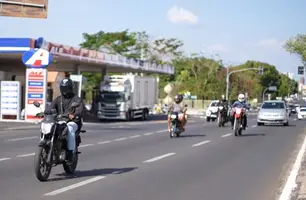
[97,75,158,121]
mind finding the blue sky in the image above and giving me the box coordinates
[1,0,305,75]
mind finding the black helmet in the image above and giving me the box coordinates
[60,78,74,97]
[174,94,183,104]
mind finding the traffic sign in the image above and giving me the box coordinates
[298,66,304,75]
[22,48,52,68]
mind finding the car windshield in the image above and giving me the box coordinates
[210,102,218,106]
[300,108,306,112]
[261,102,285,109]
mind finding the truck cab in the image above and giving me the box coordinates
[97,75,157,121]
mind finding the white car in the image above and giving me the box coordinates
[297,107,306,120]
[206,100,219,122]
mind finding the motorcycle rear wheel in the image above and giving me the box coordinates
[34,146,52,182]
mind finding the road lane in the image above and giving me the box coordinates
[50,120,305,200]
[0,115,302,200]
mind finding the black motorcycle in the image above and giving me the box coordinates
[33,101,86,181]
[217,105,229,127]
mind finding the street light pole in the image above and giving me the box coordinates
[262,87,269,102]
[225,67,260,101]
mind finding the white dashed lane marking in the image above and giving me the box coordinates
[192,140,211,147]
[0,158,11,162]
[16,153,35,157]
[44,176,106,196]
[143,153,176,163]
[221,133,232,138]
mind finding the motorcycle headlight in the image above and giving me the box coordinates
[171,114,177,119]
[40,122,53,134]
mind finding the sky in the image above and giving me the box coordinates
[1,0,305,76]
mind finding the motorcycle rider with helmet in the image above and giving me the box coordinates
[49,78,84,163]
[167,94,187,132]
[231,93,248,130]
[218,94,229,121]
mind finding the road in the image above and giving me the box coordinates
[0,115,304,200]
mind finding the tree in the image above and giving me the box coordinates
[284,34,306,64]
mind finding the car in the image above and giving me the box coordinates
[288,104,295,114]
[257,100,289,126]
[205,100,219,122]
[297,107,306,120]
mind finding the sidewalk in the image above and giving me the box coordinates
[289,138,306,200]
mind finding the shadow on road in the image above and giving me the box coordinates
[50,167,137,182]
[179,134,206,138]
[240,133,266,137]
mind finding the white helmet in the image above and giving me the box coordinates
[238,93,245,102]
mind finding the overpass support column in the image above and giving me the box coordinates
[101,66,107,83]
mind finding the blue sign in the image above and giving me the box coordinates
[28,81,44,86]
[22,48,52,68]
[28,94,43,99]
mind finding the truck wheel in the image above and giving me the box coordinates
[142,109,148,120]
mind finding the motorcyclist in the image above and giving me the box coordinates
[218,95,229,120]
[167,94,187,132]
[49,78,84,163]
[231,93,248,130]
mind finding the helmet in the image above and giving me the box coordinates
[60,78,74,97]
[174,94,183,104]
[238,93,245,102]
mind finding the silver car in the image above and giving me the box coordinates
[257,100,289,126]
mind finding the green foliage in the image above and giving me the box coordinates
[79,29,299,101]
[284,33,306,64]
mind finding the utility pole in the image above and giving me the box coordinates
[225,66,263,101]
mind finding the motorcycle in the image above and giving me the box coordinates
[33,101,86,181]
[233,107,245,136]
[169,105,187,138]
[217,106,228,127]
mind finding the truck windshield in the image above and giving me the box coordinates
[101,92,125,102]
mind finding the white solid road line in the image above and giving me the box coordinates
[278,135,306,200]
[0,158,11,162]
[252,125,257,128]
[114,137,127,141]
[192,140,211,147]
[144,132,154,136]
[143,153,176,163]
[44,176,106,196]
[16,153,35,157]
[156,129,167,133]
[129,135,141,138]
[97,141,111,144]
[221,133,232,138]
[7,136,38,142]
[79,144,94,148]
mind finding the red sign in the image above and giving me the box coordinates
[28,71,44,80]
[47,42,104,60]
[28,87,44,93]
[27,99,43,104]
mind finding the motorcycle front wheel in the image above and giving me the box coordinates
[63,151,78,174]
[34,146,52,181]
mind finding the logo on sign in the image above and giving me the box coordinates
[22,48,53,69]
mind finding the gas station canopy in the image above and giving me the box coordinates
[0,37,175,74]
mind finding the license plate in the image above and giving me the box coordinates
[211,115,216,117]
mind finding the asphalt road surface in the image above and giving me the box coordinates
[0,115,305,200]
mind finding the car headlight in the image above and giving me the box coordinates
[40,122,53,134]
[206,110,211,115]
